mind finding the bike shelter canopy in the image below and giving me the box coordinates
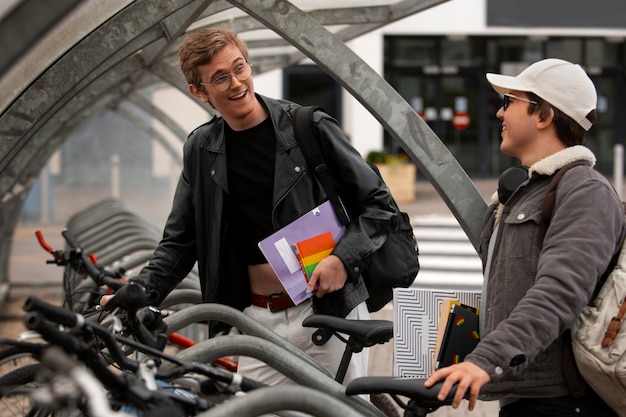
[0,0,485,297]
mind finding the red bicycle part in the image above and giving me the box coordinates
[35,230,54,253]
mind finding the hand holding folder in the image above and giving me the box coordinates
[258,201,346,305]
[294,231,336,282]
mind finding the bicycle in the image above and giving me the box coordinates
[3,261,390,415]
[5,295,399,417]
[302,314,399,417]
[35,228,127,312]
[26,229,402,416]
[34,229,228,367]
[0,295,267,417]
[29,347,366,417]
[15,229,324,391]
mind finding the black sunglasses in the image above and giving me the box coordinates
[503,93,538,111]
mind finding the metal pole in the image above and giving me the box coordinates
[173,335,384,417]
[40,164,49,224]
[111,153,120,199]
[194,386,365,417]
[614,144,623,200]
[163,303,332,378]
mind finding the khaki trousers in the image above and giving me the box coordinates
[238,299,370,386]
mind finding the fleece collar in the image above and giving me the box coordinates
[527,145,596,177]
[490,145,596,223]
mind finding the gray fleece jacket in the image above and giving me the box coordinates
[471,145,625,401]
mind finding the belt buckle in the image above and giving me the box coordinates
[267,292,284,312]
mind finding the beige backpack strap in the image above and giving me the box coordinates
[602,295,626,348]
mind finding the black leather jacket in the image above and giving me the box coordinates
[136,94,394,319]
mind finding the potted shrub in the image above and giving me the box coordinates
[365,150,416,203]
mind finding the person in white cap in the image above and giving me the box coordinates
[425,58,623,416]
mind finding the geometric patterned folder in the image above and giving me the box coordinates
[393,288,481,377]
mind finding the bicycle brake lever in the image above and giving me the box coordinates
[100,311,124,333]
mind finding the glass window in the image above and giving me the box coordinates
[487,37,543,67]
[385,37,437,67]
[441,37,486,67]
[585,38,619,67]
[545,38,582,62]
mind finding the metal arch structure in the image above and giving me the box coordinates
[0,0,487,297]
[0,0,84,77]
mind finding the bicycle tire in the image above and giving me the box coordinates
[0,364,40,417]
[1,388,58,417]
[0,364,90,417]
[371,393,401,417]
[0,364,39,391]
[0,345,41,378]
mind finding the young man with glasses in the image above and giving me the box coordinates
[425,58,622,416]
[105,28,395,386]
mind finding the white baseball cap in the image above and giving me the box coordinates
[486,58,597,131]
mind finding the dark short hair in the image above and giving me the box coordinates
[526,92,596,146]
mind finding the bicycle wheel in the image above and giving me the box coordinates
[0,345,41,378]
[0,365,87,417]
[0,364,40,417]
[1,388,68,417]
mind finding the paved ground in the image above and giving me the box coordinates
[0,179,501,416]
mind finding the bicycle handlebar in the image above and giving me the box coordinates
[24,297,81,328]
[23,297,263,394]
[27,312,210,414]
[61,229,125,290]
[35,230,55,253]
[102,280,151,312]
[24,297,141,372]
[37,228,124,290]
[24,311,89,355]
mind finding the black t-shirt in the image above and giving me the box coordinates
[225,118,276,264]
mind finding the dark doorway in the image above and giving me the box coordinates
[283,65,342,123]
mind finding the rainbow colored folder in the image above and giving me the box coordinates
[294,231,336,282]
[257,201,346,305]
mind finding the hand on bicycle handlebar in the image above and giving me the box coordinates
[424,361,491,411]
[101,281,155,312]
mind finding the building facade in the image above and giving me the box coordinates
[264,0,626,177]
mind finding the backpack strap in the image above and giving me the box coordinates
[540,161,624,294]
[537,160,591,397]
[603,292,626,347]
[538,160,589,249]
[293,106,350,226]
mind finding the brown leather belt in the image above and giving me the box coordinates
[251,292,295,312]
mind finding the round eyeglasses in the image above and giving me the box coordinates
[200,62,253,92]
[503,93,538,111]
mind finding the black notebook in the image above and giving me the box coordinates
[435,302,480,370]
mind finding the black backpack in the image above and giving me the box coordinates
[293,106,419,311]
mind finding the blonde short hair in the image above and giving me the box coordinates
[178,28,249,88]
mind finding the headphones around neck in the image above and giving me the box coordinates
[497,166,529,204]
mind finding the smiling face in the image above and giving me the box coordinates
[496,91,538,163]
[189,43,266,131]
